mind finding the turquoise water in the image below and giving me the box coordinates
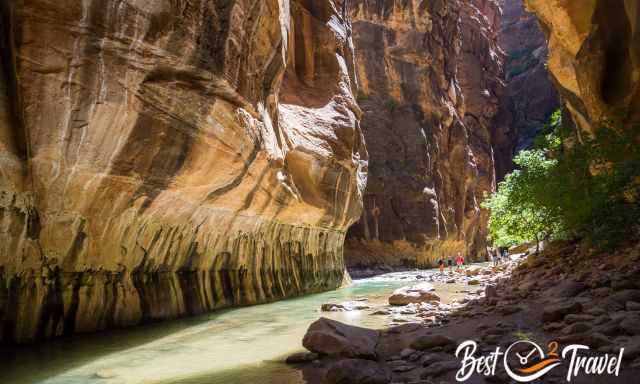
[0,269,450,384]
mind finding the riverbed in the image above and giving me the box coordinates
[0,268,470,384]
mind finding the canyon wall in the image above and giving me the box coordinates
[499,0,560,156]
[0,0,366,343]
[525,0,640,134]
[345,0,509,273]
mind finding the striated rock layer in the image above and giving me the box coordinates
[0,0,366,342]
[344,0,510,271]
[499,0,560,159]
[525,0,640,134]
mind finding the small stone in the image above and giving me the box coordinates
[627,301,640,311]
[564,314,595,324]
[609,290,640,305]
[420,360,459,377]
[623,337,640,360]
[400,348,417,358]
[285,352,319,364]
[496,305,521,315]
[542,301,582,323]
[325,359,392,384]
[620,313,640,335]
[561,322,591,335]
[93,370,117,379]
[371,309,391,316]
[485,284,498,298]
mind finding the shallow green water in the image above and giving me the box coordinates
[0,269,447,384]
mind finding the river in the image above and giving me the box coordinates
[0,268,467,384]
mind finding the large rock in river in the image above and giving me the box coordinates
[303,317,380,360]
[0,0,366,342]
[389,283,440,306]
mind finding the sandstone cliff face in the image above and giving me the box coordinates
[345,0,508,271]
[525,0,640,134]
[499,0,560,155]
[0,0,366,342]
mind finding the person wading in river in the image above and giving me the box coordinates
[447,257,454,273]
[438,258,445,275]
[455,252,464,272]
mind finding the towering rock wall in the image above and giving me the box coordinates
[499,0,560,155]
[0,0,366,343]
[525,0,640,134]
[345,0,509,272]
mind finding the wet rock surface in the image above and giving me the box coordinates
[388,283,440,306]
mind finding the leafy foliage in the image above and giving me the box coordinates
[483,111,640,251]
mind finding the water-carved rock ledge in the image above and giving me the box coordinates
[0,0,366,343]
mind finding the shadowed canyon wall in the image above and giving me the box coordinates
[499,0,560,156]
[0,0,366,343]
[525,0,640,134]
[344,0,510,272]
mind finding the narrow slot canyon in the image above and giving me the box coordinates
[0,1,639,383]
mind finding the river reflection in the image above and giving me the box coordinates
[1,269,465,384]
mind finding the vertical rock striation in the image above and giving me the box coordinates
[0,0,366,342]
[345,0,509,272]
[499,0,560,155]
[525,0,640,134]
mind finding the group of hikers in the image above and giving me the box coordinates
[437,252,466,274]
[437,248,510,274]
[490,247,509,267]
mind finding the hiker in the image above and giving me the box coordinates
[438,258,445,274]
[447,256,454,272]
[501,248,509,263]
[455,252,464,272]
[492,249,499,267]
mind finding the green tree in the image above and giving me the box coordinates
[483,111,640,252]
[482,150,564,251]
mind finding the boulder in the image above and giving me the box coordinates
[411,334,456,350]
[550,281,588,297]
[324,359,392,384]
[468,279,481,286]
[542,302,583,323]
[389,283,441,306]
[485,285,498,298]
[303,318,379,359]
[321,302,370,312]
[466,266,483,277]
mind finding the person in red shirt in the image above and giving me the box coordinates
[455,252,465,272]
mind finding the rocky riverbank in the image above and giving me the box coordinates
[290,242,640,383]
